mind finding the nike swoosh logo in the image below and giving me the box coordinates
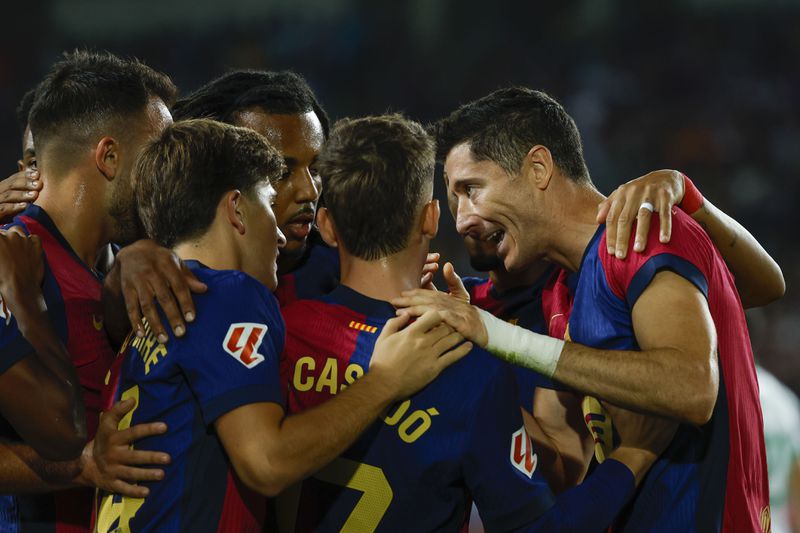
[92,315,104,331]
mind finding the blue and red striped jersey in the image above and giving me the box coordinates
[96,262,284,532]
[463,270,565,408]
[274,238,339,307]
[568,209,769,532]
[280,285,561,532]
[0,205,116,533]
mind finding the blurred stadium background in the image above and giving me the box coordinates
[1,0,798,391]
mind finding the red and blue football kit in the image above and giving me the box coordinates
[568,209,769,532]
[274,234,339,307]
[96,262,284,532]
[0,205,116,533]
[463,270,567,410]
[280,285,643,532]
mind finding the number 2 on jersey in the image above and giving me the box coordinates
[96,386,145,533]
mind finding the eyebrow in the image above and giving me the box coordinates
[23,149,36,157]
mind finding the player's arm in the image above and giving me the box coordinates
[216,311,471,496]
[0,230,86,460]
[102,239,207,346]
[520,405,677,532]
[598,169,784,308]
[0,399,169,497]
[529,389,593,492]
[394,270,718,426]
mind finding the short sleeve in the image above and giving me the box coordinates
[178,272,286,425]
[599,209,712,308]
[463,354,556,530]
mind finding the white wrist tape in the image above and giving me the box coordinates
[477,308,565,377]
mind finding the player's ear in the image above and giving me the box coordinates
[224,190,246,235]
[421,199,440,239]
[524,145,554,191]
[95,137,119,181]
[316,207,338,248]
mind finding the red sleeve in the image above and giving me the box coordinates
[599,208,714,307]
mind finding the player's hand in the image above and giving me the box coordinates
[115,239,208,344]
[420,252,440,290]
[391,263,486,346]
[0,229,44,308]
[370,311,472,399]
[597,169,685,259]
[0,169,41,223]
[604,401,677,485]
[83,398,171,497]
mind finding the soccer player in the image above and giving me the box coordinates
[395,88,774,531]
[280,114,676,531]
[0,50,176,532]
[171,70,337,307]
[96,118,470,531]
[456,167,787,490]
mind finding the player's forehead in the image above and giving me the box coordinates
[443,142,504,190]
[235,108,323,163]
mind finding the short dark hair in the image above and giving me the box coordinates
[172,70,329,137]
[318,114,435,260]
[29,50,177,160]
[135,119,285,248]
[433,87,590,182]
[16,88,36,134]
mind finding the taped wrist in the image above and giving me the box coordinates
[477,308,564,377]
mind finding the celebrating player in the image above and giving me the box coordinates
[279,113,676,531]
[0,50,176,531]
[96,118,470,531]
[395,87,773,531]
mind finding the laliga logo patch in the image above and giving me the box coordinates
[0,295,11,326]
[223,323,268,368]
[510,426,537,478]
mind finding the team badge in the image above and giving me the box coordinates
[223,323,268,368]
[510,426,537,478]
[0,295,11,326]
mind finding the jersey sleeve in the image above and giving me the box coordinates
[177,272,286,425]
[600,208,713,308]
[462,354,557,531]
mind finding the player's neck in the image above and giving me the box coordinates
[35,170,110,268]
[339,248,425,304]
[490,260,551,293]
[543,183,605,272]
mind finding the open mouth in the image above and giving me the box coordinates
[486,230,505,245]
[284,212,315,240]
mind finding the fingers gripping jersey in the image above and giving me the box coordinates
[96,262,285,532]
[567,209,769,532]
[280,285,555,532]
[0,205,116,533]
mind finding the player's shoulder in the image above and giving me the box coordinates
[595,209,715,300]
[191,265,279,320]
[437,345,516,404]
[462,276,490,291]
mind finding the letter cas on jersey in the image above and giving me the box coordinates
[223,322,269,368]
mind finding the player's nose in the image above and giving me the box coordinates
[294,167,320,203]
[276,227,287,248]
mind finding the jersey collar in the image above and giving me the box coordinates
[325,284,396,319]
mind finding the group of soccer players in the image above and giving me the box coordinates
[0,50,785,532]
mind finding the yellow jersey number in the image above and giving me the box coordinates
[96,386,145,533]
